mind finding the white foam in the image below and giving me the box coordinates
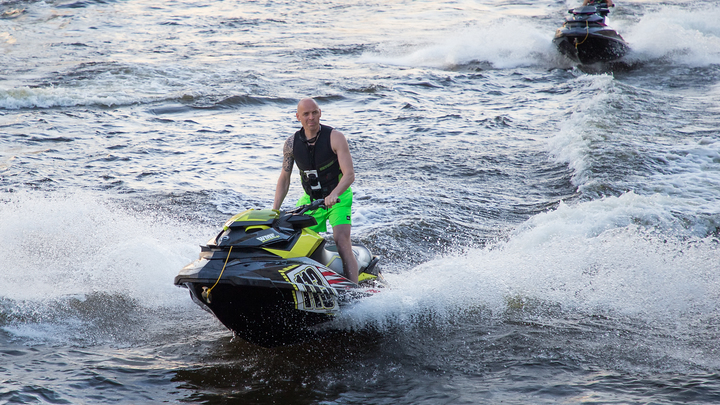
[640,138,720,208]
[0,190,209,307]
[546,74,616,187]
[509,192,680,245]
[624,6,720,65]
[0,62,203,110]
[0,85,141,110]
[547,83,720,219]
[337,201,719,331]
[359,18,557,70]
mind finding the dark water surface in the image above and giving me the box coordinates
[1,0,720,403]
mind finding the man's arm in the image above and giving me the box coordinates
[325,129,355,207]
[273,137,294,210]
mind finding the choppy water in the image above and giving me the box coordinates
[2,0,720,403]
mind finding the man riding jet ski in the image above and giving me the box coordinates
[553,0,629,65]
[174,199,386,347]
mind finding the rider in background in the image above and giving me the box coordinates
[583,0,614,6]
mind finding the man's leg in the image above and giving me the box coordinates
[333,224,358,284]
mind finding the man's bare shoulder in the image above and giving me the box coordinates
[330,129,350,150]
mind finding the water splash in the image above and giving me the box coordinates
[624,6,720,65]
[0,190,215,345]
[336,196,719,334]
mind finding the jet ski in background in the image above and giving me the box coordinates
[174,199,386,347]
[553,4,629,65]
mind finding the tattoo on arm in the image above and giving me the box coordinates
[282,137,294,172]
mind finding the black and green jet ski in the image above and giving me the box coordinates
[174,199,386,347]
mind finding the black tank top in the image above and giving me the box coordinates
[292,124,342,200]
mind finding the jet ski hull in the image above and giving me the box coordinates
[553,5,629,65]
[553,30,629,64]
[181,280,338,347]
[175,243,382,347]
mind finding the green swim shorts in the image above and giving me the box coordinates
[296,188,353,233]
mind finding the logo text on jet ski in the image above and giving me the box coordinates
[281,265,338,313]
[256,232,281,243]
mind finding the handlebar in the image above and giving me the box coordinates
[287,198,340,215]
[297,199,326,214]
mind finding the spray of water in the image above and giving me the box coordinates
[0,190,213,345]
[336,194,719,334]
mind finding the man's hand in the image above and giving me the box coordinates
[324,194,339,207]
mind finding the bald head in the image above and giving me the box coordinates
[296,98,322,135]
[297,97,319,113]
